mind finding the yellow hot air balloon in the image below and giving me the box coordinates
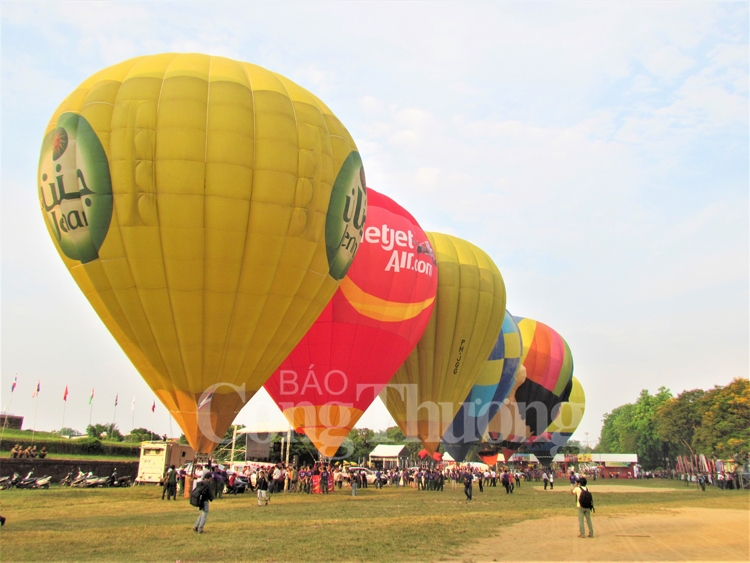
[37,54,366,453]
[382,232,506,453]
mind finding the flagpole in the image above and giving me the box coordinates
[61,398,67,436]
[89,389,94,428]
[32,394,39,444]
[110,396,118,441]
[130,398,135,443]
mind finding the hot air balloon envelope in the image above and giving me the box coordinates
[264,188,437,456]
[383,233,507,453]
[38,53,366,453]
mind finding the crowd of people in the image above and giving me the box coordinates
[175,462,572,502]
[8,444,47,459]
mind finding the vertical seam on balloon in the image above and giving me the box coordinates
[251,74,323,383]
[150,54,188,419]
[102,57,179,414]
[200,56,212,398]
[263,121,336,378]
[256,91,338,381]
[246,73,301,382]
[454,237,478,440]
[236,75,319,387]
[212,61,256,389]
[153,55,192,407]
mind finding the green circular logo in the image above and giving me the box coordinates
[38,113,112,264]
[325,151,367,280]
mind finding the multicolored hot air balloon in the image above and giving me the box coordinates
[442,311,522,462]
[264,188,437,457]
[486,317,574,461]
[382,233,506,453]
[526,376,586,466]
[38,53,366,453]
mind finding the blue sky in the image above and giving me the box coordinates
[2,2,747,447]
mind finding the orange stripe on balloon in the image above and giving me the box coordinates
[339,276,435,322]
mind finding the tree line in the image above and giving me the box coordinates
[596,378,749,470]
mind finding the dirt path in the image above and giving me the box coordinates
[531,485,683,493]
[442,508,749,562]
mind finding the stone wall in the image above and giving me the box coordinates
[0,457,140,483]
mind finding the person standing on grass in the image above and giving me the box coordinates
[542,471,549,490]
[167,464,178,500]
[178,466,186,495]
[463,468,473,501]
[572,476,594,538]
[501,469,512,494]
[192,471,215,533]
[350,468,357,496]
[256,470,270,506]
[162,466,173,500]
[549,470,554,490]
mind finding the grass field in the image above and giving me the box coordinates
[0,478,746,562]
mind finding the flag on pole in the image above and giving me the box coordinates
[198,390,214,410]
[11,375,17,393]
[114,394,118,407]
[63,385,68,402]
[151,400,156,413]
[131,397,135,412]
[89,388,95,404]
[32,381,40,398]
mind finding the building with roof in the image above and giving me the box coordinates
[368,444,409,469]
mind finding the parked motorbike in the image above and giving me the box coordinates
[84,473,108,488]
[108,470,132,488]
[0,473,16,490]
[60,470,76,487]
[34,475,52,489]
[72,471,95,488]
[13,471,51,490]
[85,470,132,488]
[15,471,39,489]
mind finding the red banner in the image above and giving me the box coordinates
[311,475,334,494]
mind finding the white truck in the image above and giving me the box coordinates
[136,441,195,485]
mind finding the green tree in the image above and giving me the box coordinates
[382,426,423,458]
[693,378,750,459]
[596,388,674,469]
[655,389,706,456]
[126,427,161,443]
[336,428,375,462]
[86,423,123,442]
[596,403,636,453]
[559,439,590,454]
[58,427,83,437]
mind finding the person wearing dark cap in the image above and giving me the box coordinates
[191,471,215,534]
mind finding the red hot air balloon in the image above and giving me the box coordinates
[264,188,438,456]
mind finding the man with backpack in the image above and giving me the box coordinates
[190,471,215,534]
[572,477,594,538]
